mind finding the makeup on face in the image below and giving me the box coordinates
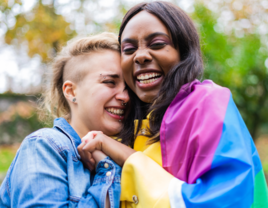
[121,11,180,103]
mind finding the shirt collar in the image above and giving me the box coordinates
[53,117,81,158]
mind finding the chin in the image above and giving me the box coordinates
[136,89,159,104]
[139,93,156,103]
[103,123,122,136]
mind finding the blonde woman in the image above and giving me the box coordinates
[0,33,129,208]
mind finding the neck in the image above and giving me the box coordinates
[69,116,89,140]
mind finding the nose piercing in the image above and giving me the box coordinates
[121,101,127,106]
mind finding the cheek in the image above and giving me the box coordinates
[121,56,134,85]
[82,87,107,110]
[158,50,180,75]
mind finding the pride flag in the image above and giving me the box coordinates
[160,80,268,207]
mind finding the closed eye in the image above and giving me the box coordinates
[123,47,136,54]
[103,80,116,85]
[150,42,166,49]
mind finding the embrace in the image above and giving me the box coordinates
[1,1,267,208]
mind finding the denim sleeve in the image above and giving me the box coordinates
[81,157,122,208]
[4,136,121,208]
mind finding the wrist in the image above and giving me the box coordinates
[95,157,122,178]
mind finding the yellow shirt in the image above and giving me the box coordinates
[120,116,173,208]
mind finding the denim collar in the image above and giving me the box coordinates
[53,117,81,159]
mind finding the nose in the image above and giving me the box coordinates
[134,48,152,65]
[115,88,129,105]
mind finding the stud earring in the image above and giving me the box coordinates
[72,97,76,103]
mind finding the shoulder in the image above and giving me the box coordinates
[190,80,231,102]
[171,80,231,111]
[20,128,74,157]
[192,80,232,113]
[165,80,232,124]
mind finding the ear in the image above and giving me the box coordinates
[62,80,77,103]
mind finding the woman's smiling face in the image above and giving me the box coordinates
[121,11,180,103]
[73,50,129,136]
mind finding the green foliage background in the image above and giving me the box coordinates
[0,0,267,183]
[192,4,268,139]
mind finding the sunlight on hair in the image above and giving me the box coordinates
[39,32,120,123]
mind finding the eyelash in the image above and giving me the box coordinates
[103,80,115,85]
[150,42,166,48]
[123,47,136,54]
[122,42,167,54]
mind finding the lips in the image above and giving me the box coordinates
[136,72,162,84]
[105,107,125,120]
[134,70,163,90]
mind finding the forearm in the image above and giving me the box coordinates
[102,135,136,166]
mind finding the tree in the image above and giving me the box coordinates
[192,4,268,139]
[2,0,75,63]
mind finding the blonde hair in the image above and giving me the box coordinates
[40,32,120,122]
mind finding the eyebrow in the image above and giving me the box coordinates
[145,32,170,41]
[121,32,170,44]
[121,38,137,44]
[99,73,120,80]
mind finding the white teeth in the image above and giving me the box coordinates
[140,78,158,84]
[137,73,161,80]
[106,108,124,115]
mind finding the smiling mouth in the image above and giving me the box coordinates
[105,108,125,116]
[136,72,162,84]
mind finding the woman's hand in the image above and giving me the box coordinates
[78,131,106,171]
[78,132,111,208]
[79,131,136,167]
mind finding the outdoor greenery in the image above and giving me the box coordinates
[0,0,267,183]
[0,145,19,184]
[192,4,268,139]
[0,147,17,172]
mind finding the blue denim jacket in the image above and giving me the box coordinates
[0,117,121,208]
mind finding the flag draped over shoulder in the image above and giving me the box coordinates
[160,80,268,207]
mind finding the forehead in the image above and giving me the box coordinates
[88,51,122,75]
[80,51,122,80]
[64,50,121,82]
[121,11,169,40]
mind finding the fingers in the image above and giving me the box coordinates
[82,131,103,143]
[78,141,95,171]
[85,150,96,169]
[82,131,97,143]
[82,136,103,152]
[77,141,86,155]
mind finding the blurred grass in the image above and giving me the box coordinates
[0,144,20,184]
[0,149,16,172]
[263,163,268,175]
